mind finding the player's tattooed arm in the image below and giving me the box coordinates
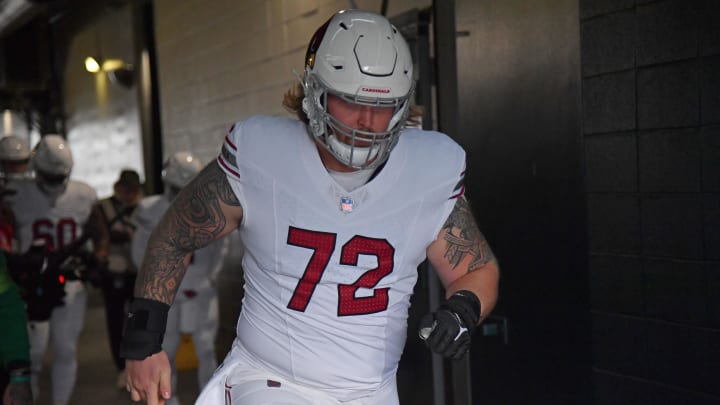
[135,161,242,303]
[441,196,495,272]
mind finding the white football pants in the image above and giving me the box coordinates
[28,280,87,405]
[194,342,399,405]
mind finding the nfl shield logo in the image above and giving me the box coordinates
[340,196,354,213]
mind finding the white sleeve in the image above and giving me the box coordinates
[216,122,242,181]
[215,120,249,227]
[430,147,467,241]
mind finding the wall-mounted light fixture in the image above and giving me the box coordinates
[85,56,129,73]
[84,56,101,73]
[84,56,135,88]
[108,66,135,88]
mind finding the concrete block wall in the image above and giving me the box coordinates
[580,0,720,402]
[153,0,430,164]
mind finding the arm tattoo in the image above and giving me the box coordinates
[135,161,241,302]
[442,196,495,271]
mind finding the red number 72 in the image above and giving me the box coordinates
[286,226,395,316]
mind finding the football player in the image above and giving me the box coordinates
[0,134,30,254]
[4,135,105,405]
[0,135,32,184]
[122,9,500,405]
[130,152,228,405]
[0,252,33,405]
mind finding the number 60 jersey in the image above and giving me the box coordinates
[217,115,466,401]
[6,179,97,254]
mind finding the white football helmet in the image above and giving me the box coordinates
[0,135,31,162]
[301,9,415,169]
[162,151,202,199]
[32,135,73,197]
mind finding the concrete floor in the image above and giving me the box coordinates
[36,288,201,405]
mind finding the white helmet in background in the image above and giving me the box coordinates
[0,135,31,162]
[32,134,73,198]
[301,9,415,169]
[0,134,32,181]
[162,151,202,199]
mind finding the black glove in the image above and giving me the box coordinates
[27,252,66,321]
[7,241,67,321]
[419,290,481,359]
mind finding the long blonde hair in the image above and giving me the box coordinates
[282,82,424,128]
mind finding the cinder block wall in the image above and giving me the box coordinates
[152,0,430,163]
[580,0,720,402]
[152,0,431,358]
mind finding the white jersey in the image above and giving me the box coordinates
[4,178,96,404]
[131,195,227,298]
[6,179,97,253]
[217,116,466,401]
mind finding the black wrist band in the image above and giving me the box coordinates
[446,290,482,332]
[119,298,170,360]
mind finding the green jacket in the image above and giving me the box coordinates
[0,252,30,370]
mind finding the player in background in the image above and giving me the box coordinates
[0,139,30,405]
[0,252,32,405]
[130,152,228,405]
[4,135,107,405]
[0,193,32,405]
[93,169,144,389]
[0,135,32,184]
[0,135,31,252]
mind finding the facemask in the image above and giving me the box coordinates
[38,181,67,200]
